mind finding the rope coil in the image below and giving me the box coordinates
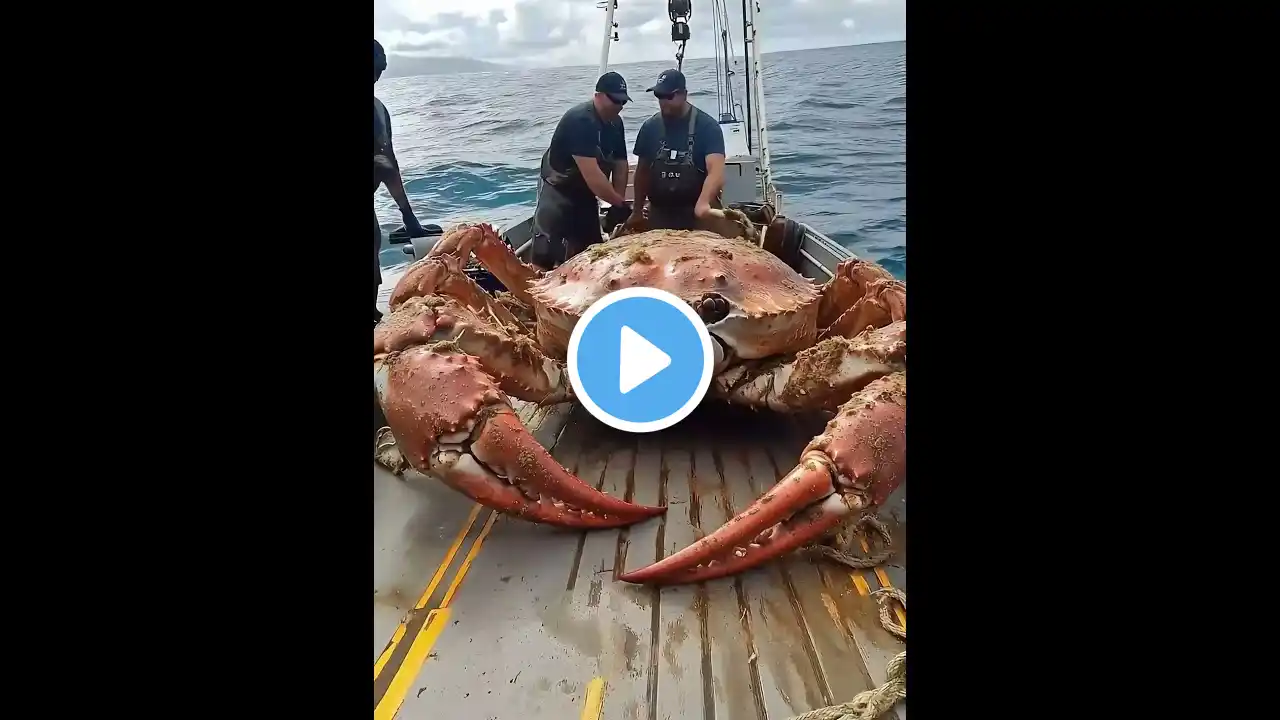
[806,515,894,569]
[787,651,905,720]
[790,515,906,720]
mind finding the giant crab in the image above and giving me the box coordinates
[373,219,906,585]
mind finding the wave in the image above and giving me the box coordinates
[376,42,906,274]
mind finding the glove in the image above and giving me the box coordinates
[401,210,426,238]
[603,202,632,233]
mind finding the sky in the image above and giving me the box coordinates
[373,0,905,68]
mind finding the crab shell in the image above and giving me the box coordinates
[525,230,822,361]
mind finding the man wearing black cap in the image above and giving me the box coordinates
[531,71,633,269]
[626,69,727,232]
[373,39,428,324]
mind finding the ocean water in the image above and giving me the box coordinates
[375,41,905,280]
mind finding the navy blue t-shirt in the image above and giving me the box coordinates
[633,106,726,173]
[543,100,628,180]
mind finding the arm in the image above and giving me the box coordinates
[696,154,726,213]
[565,113,626,206]
[611,159,628,198]
[608,119,628,198]
[630,119,656,214]
[632,164,650,215]
[383,150,414,216]
[378,108,421,225]
[573,156,626,206]
[695,117,728,216]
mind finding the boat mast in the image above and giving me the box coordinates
[597,0,619,75]
[716,2,733,120]
[744,0,772,197]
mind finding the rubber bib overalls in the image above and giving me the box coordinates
[646,108,704,231]
[532,135,613,269]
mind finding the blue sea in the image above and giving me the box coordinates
[374,41,905,280]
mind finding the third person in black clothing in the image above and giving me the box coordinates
[374,39,427,324]
[626,69,727,232]
[531,72,632,270]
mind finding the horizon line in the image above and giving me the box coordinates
[386,38,904,72]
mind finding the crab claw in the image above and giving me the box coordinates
[620,372,905,584]
[375,343,665,528]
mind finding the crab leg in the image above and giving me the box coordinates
[816,258,902,330]
[464,223,544,308]
[388,252,523,332]
[427,222,492,259]
[620,372,905,584]
[376,295,572,405]
[375,344,663,528]
[820,279,905,340]
[713,322,905,413]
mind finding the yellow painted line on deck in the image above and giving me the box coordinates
[851,573,872,596]
[579,677,606,720]
[374,503,483,680]
[374,608,452,720]
[372,510,501,720]
[439,510,499,607]
[853,532,906,630]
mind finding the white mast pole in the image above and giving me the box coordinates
[746,0,772,196]
[598,1,617,75]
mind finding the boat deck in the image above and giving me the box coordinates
[373,399,907,720]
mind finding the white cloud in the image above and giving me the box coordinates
[374,0,904,68]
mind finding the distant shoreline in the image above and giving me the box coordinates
[383,39,904,79]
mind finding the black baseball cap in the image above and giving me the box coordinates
[647,69,687,95]
[595,71,631,104]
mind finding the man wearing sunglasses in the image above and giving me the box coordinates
[373,39,428,325]
[531,72,633,269]
[625,69,726,233]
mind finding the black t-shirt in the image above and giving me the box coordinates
[542,100,627,189]
[633,106,726,174]
[374,97,393,156]
[374,97,397,193]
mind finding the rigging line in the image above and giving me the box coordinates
[712,2,724,115]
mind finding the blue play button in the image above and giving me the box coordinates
[568,287,715,433]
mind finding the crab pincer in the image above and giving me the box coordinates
[619,372,905,584]
[375,343,665,528]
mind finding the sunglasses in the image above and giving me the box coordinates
[654,92,676,101]
[607,94,629,106]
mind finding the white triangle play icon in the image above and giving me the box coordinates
[619,325,672,394]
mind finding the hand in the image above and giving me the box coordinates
[401,210,426,238]
[603,202,632,233]
[694,200,713,219]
